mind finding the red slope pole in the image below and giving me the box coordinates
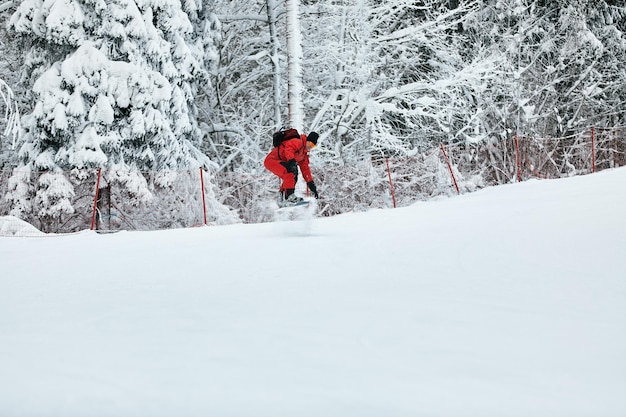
[591,127,596,173]
[515,133,522,182]
[90,168,102,231]
[440,144,460,194]
[200,168,207,226]
[385,157,397,208]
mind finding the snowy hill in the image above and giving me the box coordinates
[1,168,625,416]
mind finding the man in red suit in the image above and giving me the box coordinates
[264,129,319,207]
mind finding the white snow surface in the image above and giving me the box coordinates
[1,168,625,416]
[0,216,45,237]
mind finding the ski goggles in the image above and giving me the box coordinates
[307,141,317,149]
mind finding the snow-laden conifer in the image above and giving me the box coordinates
[7,0,237,228]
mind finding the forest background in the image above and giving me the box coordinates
[0,0,625,231]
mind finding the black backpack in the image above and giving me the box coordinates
[272,128,300,147]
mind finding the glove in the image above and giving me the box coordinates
[281,159,298,175]
[307,181,319,199]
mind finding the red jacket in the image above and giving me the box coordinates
[267,134,313,183]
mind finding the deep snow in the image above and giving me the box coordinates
[1,168,625,416]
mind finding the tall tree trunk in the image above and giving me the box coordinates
[266,0,283,130]
[0,79,20,149]
[285,0,304,131]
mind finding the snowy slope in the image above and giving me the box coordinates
[1,168,625,417]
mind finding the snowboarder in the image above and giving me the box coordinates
[264,129,320,207]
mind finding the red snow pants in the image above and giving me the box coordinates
[264,150,297,192]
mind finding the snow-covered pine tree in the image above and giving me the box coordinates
[7,0,235,230]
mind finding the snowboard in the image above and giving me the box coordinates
[275,200,310,212]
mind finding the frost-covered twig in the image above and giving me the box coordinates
[0,1,14,13]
